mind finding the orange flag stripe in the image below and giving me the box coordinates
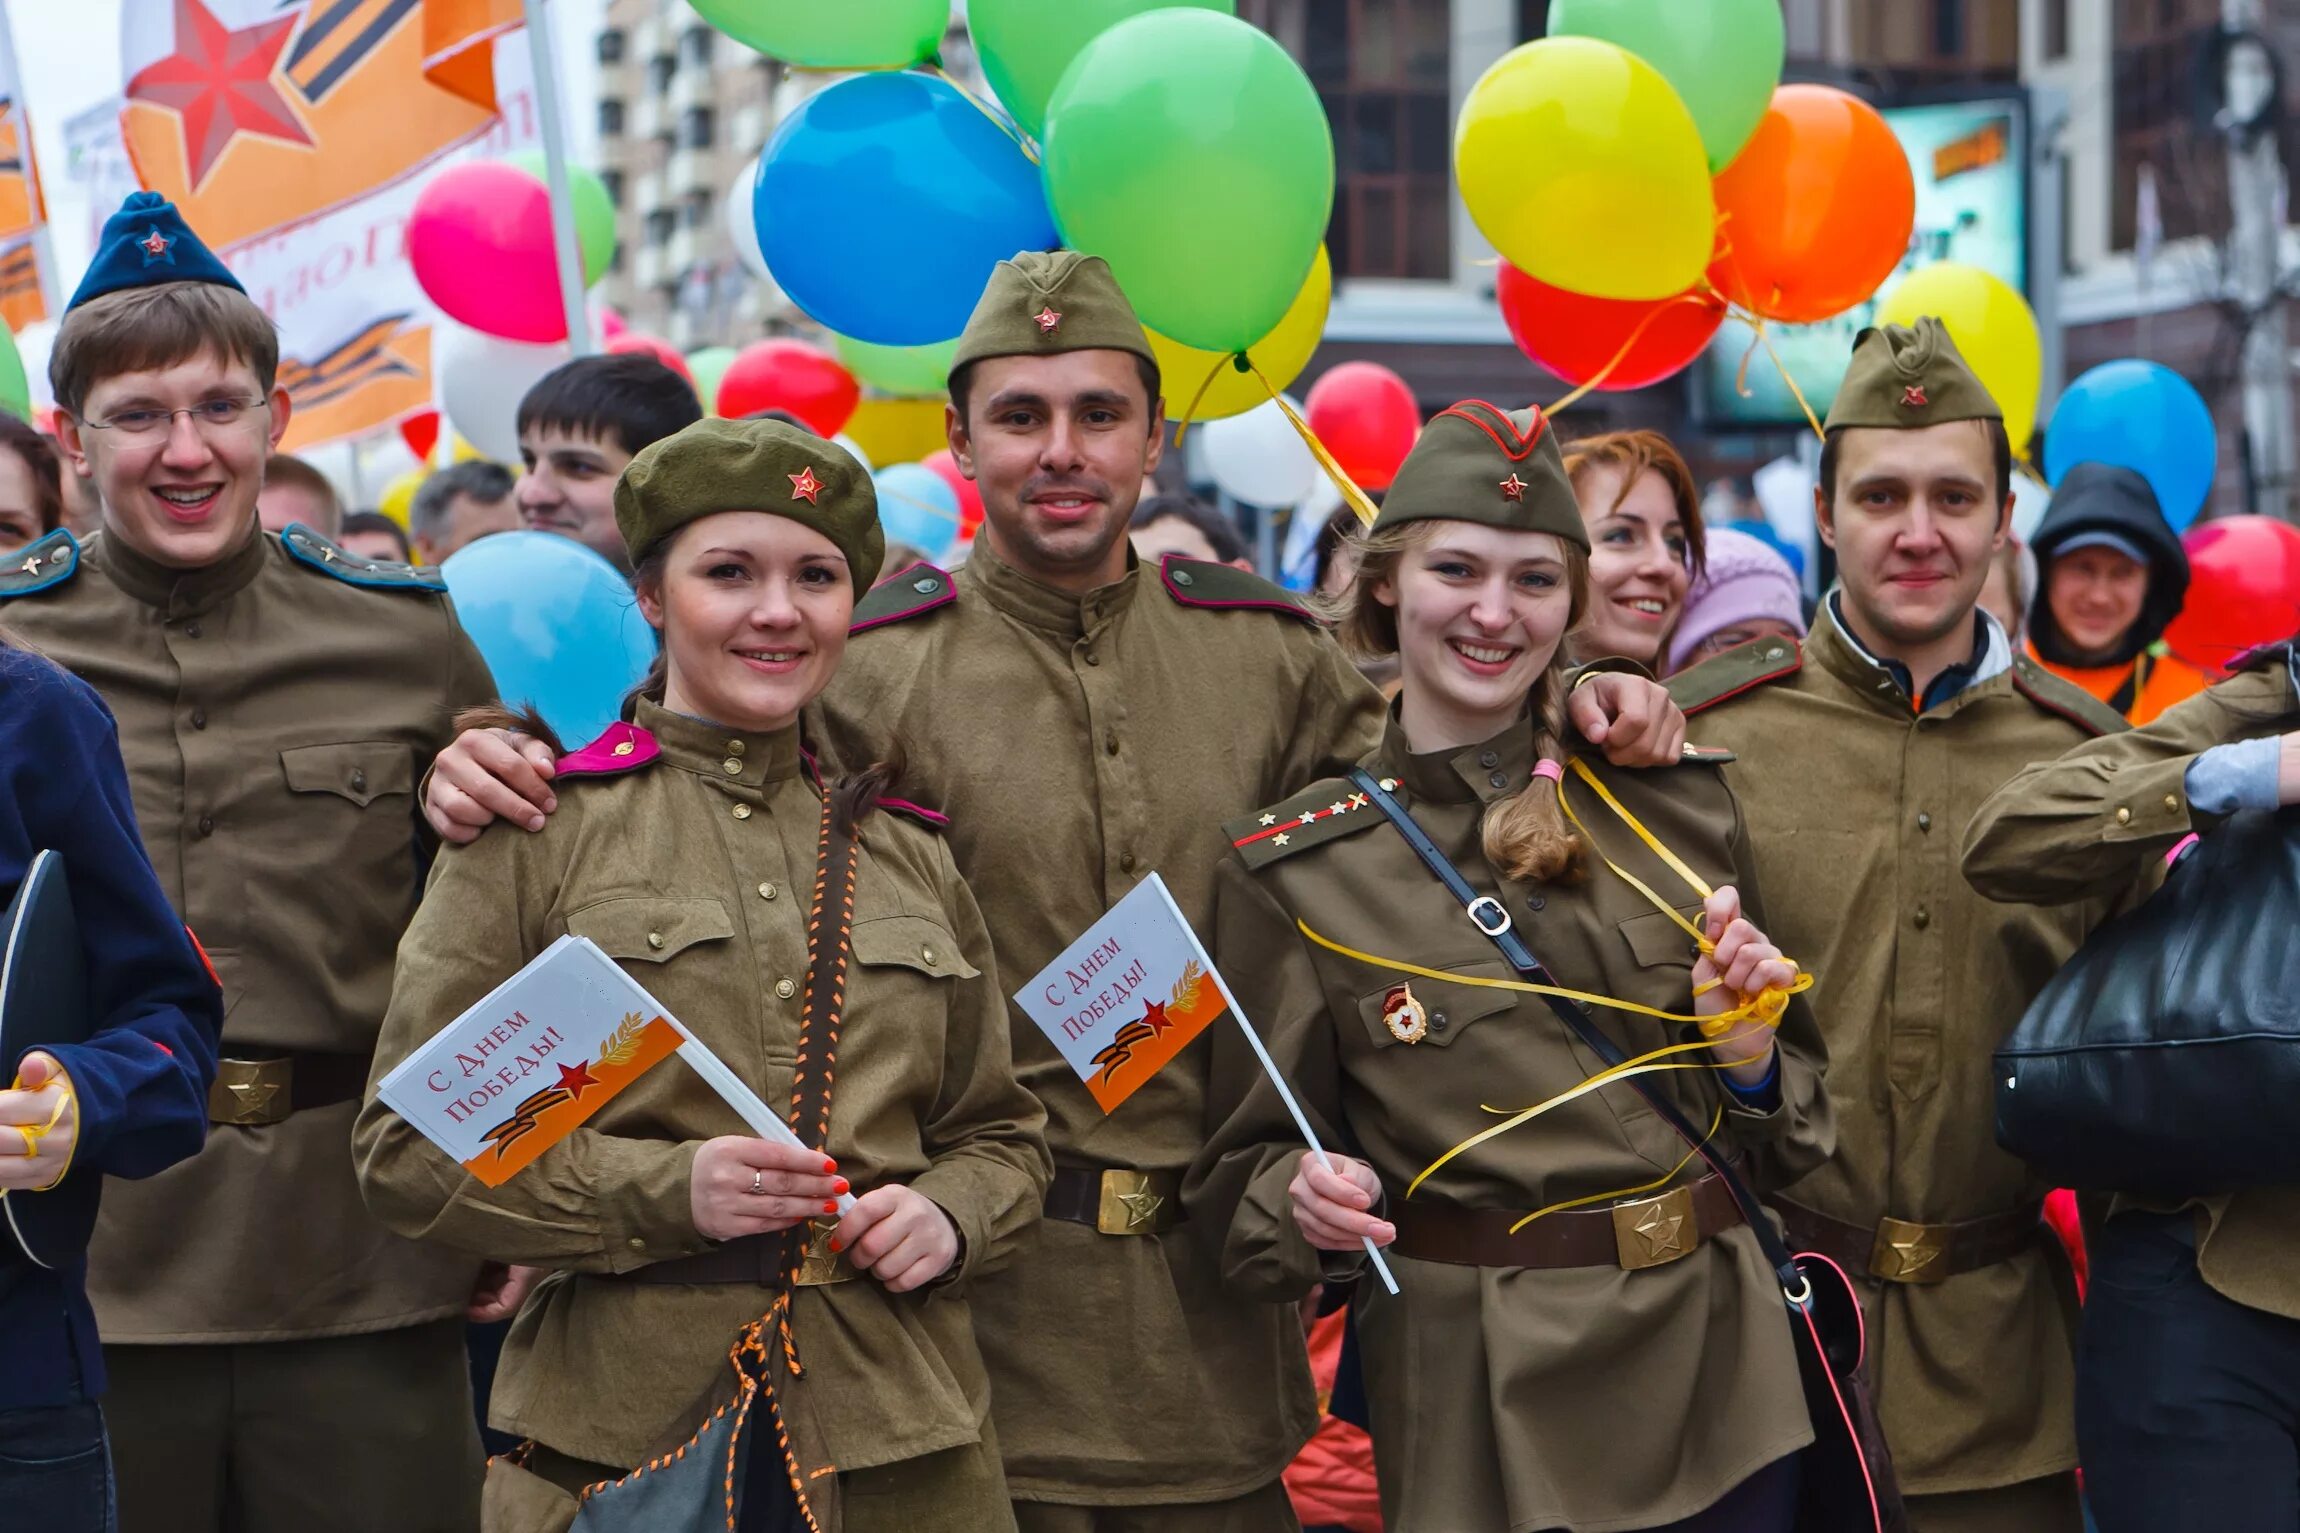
[1084,986,1228,1115]
[461,1013,683,1187]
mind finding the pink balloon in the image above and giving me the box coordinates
[595,305,628,342]
[410,162,572,344]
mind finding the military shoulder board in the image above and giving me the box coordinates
[1224,777,1390,871]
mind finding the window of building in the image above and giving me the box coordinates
[1517,0,1549,41]
[1303,0,1453,281]
[678,106,716,151]
[645,208,677,249]
[2043,0,2069,60]
[1933,0,1965,58]
[597,29,626,66]
[2110,1,2229,250]
[598,98,625,137]
[601,168,625,209]
[682,192,713,230]
[648,54,677,94]
[680,26,714,70]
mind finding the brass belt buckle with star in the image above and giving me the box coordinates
[1610,1183,1699,1271]
[1869,1215,1951,1284]
[1096,1169,1173,1236]
[207,1057,292,1126]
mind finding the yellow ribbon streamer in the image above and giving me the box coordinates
[1242,357,1385,530]
[1506,1105,1722,1234]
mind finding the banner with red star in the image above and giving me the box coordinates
[0,5,53,328]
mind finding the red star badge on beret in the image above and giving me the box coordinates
[1499,473,1528,501]
[1901,385,1928,409]
[1034,307,1062,335]
[789,467,822,504]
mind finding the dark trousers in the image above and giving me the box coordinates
[0,1400,115,1533]
[2079,1210,2300,1532]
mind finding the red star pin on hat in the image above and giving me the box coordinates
[141,228,171,258]
[1034,307,1062,335]
[789,466,822,504]
[1499,473,1528,502]
[1901,385,1928,409]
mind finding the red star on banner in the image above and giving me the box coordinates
[1034,307,1062,334]
[127,0,313,190]
[555,1061,599,1100]
[1139,999,1172,1037]
[789,466,822,504]
[1499,473,1528,502]
[1901,385,1929,409]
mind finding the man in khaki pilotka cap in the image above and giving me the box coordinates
[422,248,1693,1530]
[1666,318,2148,1533]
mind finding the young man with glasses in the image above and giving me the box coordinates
[0,192,499,1532]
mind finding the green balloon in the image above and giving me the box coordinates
[832,333,959,398]
[1043,11,1331,355]
[686,346,740,415]
[504,150,618,287]
[0,325,27,421]
[971,0,1234,142]
[1549,0,1785,172]
[689,1,949,69]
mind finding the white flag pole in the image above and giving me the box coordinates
[522,0,593,357]
[0,0,58,317]
[1153,883,1400,1296]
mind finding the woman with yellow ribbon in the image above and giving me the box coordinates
[1185,400,1833,1533]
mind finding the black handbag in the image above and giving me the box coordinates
[1996,803,2300,1196]
[1,849,99,1270]
[1351,770,1908,1533]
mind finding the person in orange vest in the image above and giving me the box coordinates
[2025,462,2210,723]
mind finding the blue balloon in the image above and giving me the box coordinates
[2044,360,2218,532]
[872,463,963,556]
[757,72,1057,346]
[440,532,658,750]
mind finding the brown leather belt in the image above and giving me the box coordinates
[1775,1199,2045,1285]
[206,1053,371,1126]
[1044,1164,1184,1236]
[1389,1173,1745,1272]
[617,1220,853,1287]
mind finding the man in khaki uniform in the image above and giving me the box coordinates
[427,252,1688,1530]
[1963,639,2300,1531]
[1665,320,2130,1533]
[0,192,496,1531]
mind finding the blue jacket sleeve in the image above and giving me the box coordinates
[22,672,222,1181]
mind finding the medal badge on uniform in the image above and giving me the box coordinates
[1381,983,1429,1044]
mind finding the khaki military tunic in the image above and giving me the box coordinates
[1187,710,1830,1532]
[0,524,495,1342]
[810,547,1385,1505]
[1963,651,2300,1323]
[355,701,1050,1480]
[1668,608,2129,1496]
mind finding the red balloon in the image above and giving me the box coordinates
[2164,516,2300,673]
[1496,263,1727,392]
[595,305,628,342]
[1304,362,1420,492]
[715,340,861,437]
[921,449,986,539]
[400,408,441,463]
[605,332,696,386]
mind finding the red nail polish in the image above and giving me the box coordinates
[832,1178,849,1195]
[827,1238,842,1254]
[822,1158,838,1174]
[822,1200,838,1214]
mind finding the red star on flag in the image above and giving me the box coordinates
[789,466,822,504]
[1499,474,1528,501]
[1901,385,1929,409]
[1139,999,1172,1037]
[555,1060,599,1100]
[1034,307,1062,334]
[127,0,313,190]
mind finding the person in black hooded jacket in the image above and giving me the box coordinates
[2025,461,2209,723]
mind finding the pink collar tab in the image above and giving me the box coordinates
[556,721,660,777]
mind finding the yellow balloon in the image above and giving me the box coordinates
[1148,246,1333,425]
[1456,38,1714,301]
[379,469,426,530]
[1877,263,2042,450]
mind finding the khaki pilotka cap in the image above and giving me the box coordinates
[1823,316,2003,431]
[1372,401,1589,550]
[950,250,1157,370]
[614,416,886,590]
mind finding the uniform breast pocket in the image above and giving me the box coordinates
[565,896,737,965]
[1615,907,1707,977]
[851,915,980,982]
[278,742,416,878]
[1353,959,1517,1050]
[280,741,415,808]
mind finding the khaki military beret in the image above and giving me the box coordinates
[614,417,884,591]
[951,250,1155,373]
[1373,401,1588,551]
[1824,316,2002,432]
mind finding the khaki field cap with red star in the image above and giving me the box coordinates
[951,249,1157,372]
[1823,315,2003,432]
[1372,400,1588,549]
[613,416,885,589]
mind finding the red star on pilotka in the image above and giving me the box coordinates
[1139,999,1172,1037]
[141,229,170,258]
[1499,473,1528,501]
[555,1061,599,1100]
[1034,307,1062,334]
[1902,385,1929,408]
[789,466,822,504]
[127,0,313,189]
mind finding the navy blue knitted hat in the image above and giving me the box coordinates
[67,191,245,312]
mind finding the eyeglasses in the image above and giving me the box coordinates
[78,398,270,438]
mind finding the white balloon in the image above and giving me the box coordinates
[437,327,572,464]
[725,156,769,283]
[2009,468,2051,544]
[1202,395,1317,509]
[830,433,872,474]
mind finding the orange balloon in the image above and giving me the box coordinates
[1707,85,1915,325]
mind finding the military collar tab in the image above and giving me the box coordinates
[557,721,661,778]
[1225,775,1387,871]
[0,529,81,601]
[1158,554,1321,628]
[2009,653,2129,737]
[850,560,957,635]
[282,524,448,594]
[2230,635,2299,679]
[1662,638,1803,718]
